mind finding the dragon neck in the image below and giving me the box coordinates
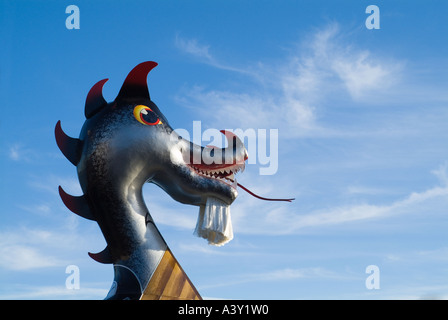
[87,177,167,297]
[86,179,201,300]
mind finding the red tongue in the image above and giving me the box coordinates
[237,182,295,202]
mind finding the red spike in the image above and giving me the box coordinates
[88,247,114,264]
[54,121,82,166]
[115,61,158,101]
[85,78,108,118]
[58,186,95,221]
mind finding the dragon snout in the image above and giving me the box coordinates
[187,130,248,173]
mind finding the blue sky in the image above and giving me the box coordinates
[1,0,448,299]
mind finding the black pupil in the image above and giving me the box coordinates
[141,109,158,124]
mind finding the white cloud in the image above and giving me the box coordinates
[0,229,68,271]
[175,34,251,74]
[227,163,448,236]
[306,24,403,100]
[9,145,20,160]
[345,185,390,196]
[28,174,82,196]
[0,225,99,271]
[0,245,62,271]
[199,266,343,290]
[144,172,448,238]
[142,161,448,239]
[175,34,213,62]
[175,24,403,138]
[243,267,338,282]
[332,52,393,99]
[8,144,34,162]
[431,162,448,186]
[17,203,52,216]
[0,285,108,300]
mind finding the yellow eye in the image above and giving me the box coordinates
[133,105,162,126]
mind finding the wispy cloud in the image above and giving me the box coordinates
[431,162,448,186]
[175,24,403,138]
[175,35,213,62]
[0,285,108,300]
[199,266,343,290]
[144,159,448,238]
[175,34,252,74]
[26,174,82,198]
[302,24,403,100]
[0,228,68,271]
[0,244,62,271]
[8,144,35,162]
[0,223,99,272]
[8,144,21,160]
[228,162,448,236]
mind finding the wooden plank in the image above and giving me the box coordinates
[140,249,202,300]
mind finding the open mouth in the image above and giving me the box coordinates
[188,162,245,189]
[187,150,293,246]
[186,162,245,246]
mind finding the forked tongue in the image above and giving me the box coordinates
[194,197,233,246]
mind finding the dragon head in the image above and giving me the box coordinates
[56,61,247,261]
[55,61,294,299]
[79,61,246,208]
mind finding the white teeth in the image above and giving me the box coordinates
[190,165,239,187]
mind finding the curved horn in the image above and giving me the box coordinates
[85,78,108,119]
[55,120,82,166]
[58,186,96,221]
[88,246,114,264]
[115,61,158,102]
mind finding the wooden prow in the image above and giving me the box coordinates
[140,249,202,300]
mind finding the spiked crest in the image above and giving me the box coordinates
[55,61,159,264]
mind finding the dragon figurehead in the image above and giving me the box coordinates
[55,61,249,299]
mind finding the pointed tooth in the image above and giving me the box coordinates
[58,186,96,221]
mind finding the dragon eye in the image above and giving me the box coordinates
[133,105,162,126]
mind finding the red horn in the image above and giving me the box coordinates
[115,61,158,102]
[85,78,108,119]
